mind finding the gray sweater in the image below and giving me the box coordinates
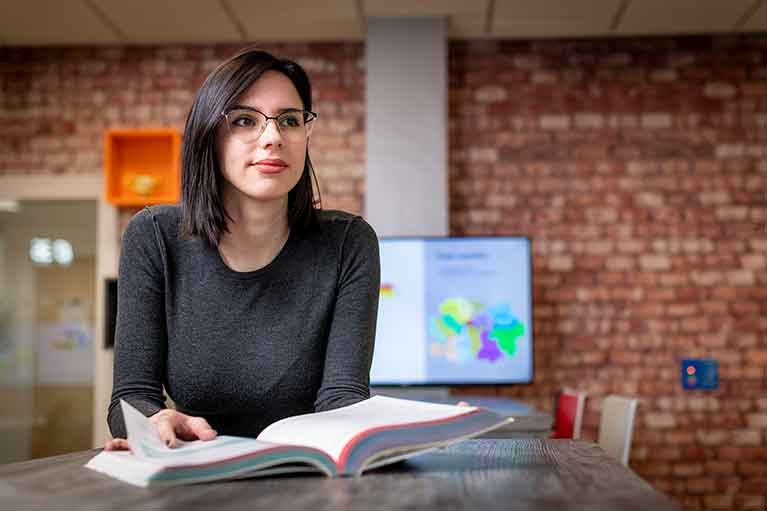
[107,205,380,438]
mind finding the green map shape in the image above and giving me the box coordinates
[489,321,524,357]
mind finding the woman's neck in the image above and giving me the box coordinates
[218,191,290,272]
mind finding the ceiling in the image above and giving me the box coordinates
[0,0,765,46]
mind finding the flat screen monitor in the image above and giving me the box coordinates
[370,236,533,386]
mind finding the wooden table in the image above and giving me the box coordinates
[0,439,679,511]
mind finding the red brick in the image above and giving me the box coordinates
[667,304,698,316]
[665,431,696,444]
[638,462,673,476]
[547,255,573,271]
[746,351,767,365]
[687,478,717,495]
[704,495,735,510]
[681,317,711,333]
[700,301,729,315]
[640,254,672,271]
[733,430,763,446]
[735,495,766,510]
[699,430,732,446]
[646,413,676,429]
[539,114,570,130]
[704,82,737,98]
[641,112,673,129]
[705,461,736,475]
[738,462,767,476]
[673,463,704,477]
[741,82,767,96]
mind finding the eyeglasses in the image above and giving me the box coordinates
[221,107,318,143]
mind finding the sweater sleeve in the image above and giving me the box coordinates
[314,217,380,412]
[107,208,168,438]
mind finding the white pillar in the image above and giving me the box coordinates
[364,18,448,237]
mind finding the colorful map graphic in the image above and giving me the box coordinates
[429,298,525,364]
[48,325,90,352]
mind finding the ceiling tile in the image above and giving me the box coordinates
[0,0,764,47]
[742,1,767,31]
[0,0,119,46]
[93,0,243,44]
[616,0,755,35]
[363,0,489,38]
[491,0,623,38]
[226,0,362,41]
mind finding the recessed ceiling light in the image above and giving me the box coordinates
[0,200,20,213]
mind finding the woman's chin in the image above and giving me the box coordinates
[222,172,301,204]
[235,186,293,203]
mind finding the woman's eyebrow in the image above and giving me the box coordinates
[230,104,303,113]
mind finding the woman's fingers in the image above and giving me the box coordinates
[104,438,131,451]
[456,401,471,407]
[153,414,178,447]
[175,415,217,441]
[149,410,217,447]
[105,411,217,453]
[183,416,217,441]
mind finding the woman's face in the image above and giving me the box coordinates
[217,70,309,206]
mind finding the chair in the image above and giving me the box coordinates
[597,395,639,466]
[551,388,587,439]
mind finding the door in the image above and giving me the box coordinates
[0,200,97,463]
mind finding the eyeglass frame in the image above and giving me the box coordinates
[220,106,318,142]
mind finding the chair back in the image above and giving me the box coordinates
[597,395,638,466]
[552,389,586,439]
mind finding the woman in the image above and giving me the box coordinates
[106,48,380,449]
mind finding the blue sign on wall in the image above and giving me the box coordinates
[681,358,719,390]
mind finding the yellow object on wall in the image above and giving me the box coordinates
[104,129,181,206]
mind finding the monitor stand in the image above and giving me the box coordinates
[370,386,451,402]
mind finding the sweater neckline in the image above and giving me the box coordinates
[209,228,297,280]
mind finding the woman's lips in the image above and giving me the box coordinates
[251,159,288,174]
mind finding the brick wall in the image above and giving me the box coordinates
[1,35,766,510]
[449,36,766,511]
[0,43,365,216]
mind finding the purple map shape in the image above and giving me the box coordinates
[469,312,492,330]
[478,330,503,362]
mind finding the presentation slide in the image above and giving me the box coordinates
[370,241,426,383]
[424,239,532,383]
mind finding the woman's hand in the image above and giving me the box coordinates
[104,409,218,451]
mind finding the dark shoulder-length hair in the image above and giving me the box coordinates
[180,47,321,245]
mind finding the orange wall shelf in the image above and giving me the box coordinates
[104,129,181,206]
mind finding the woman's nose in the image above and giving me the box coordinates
[259,119,283,148]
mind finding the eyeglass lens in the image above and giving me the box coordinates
[225,109,314,142]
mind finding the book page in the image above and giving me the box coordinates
[120,399,283,466]
[256,396,483,463]
[120,399,170,460]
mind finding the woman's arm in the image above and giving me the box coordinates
[107,209,169,438]
[314,217,381,412]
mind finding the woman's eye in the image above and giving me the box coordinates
[279,114,301,128]
[232,115,256,128]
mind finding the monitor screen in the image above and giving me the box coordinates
[370,236,533,386]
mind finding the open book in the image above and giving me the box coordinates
[86,396,513,486]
